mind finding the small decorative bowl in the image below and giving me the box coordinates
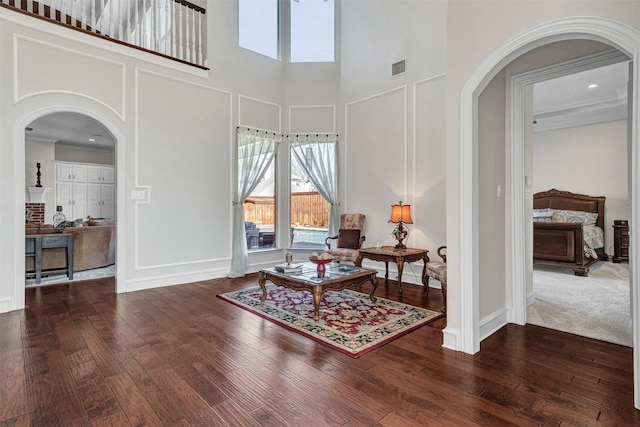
[309,257,332,273]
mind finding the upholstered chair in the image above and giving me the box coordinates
[325,213,366,263]
[424,246,447,313]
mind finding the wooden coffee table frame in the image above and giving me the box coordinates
[356,246,429,296]
[258,264,378,322]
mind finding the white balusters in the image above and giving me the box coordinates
[177,3,183,61]
[6,0,206,68]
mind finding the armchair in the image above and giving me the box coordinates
[325,213,366,263]
[424,246,447,313]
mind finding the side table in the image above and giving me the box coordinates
[25,233,74,284]
[356,246,429,296]
[613,221,629,263]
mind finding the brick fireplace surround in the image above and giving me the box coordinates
[26,203,45,224]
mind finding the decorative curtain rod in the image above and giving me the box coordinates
[287,134,339,142]
[236,126,282,138]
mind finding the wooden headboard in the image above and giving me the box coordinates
[533,188,606,230]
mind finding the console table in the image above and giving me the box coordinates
[356,246,429,296]
[25,233,74,284]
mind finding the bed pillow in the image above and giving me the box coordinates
[551,209,598,226]
[533,208,554,222]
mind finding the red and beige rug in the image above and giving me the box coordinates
[218,284,444,358]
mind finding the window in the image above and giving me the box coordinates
[290,138,338,248]
[238,0,279,59]
[290,0,335,63]
[244,161,276,250]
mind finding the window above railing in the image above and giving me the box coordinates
[1,0,208,69]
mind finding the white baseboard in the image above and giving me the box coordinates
[480,307,509,341]
[125,268,228,293]
[527,291,536,306]
[442,326,460,350]
[0,297,13,314]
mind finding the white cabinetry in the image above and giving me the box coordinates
[56,182,87,219]
[88,183,115,219]
[87,166,115,183]
[56,162,115,220]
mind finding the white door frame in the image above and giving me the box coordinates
[510,49,630,324]
[14,105,126,309]
[459,17,640,408]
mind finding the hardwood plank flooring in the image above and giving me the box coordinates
[1,274,639,426]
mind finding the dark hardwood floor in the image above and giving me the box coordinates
[1,274,639,426]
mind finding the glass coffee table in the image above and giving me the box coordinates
[258,262,378,322]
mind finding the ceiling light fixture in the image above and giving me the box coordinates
[588,83,598,89]
[89,138,95,142]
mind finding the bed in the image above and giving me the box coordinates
[533,189,607,276]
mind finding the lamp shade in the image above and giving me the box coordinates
[388,202,413,224]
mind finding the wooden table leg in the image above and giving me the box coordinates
[384,261,389,281]
[396,259,405,295]
[369,275,378,303]
[313,286,323,322]
[258,272,268,303]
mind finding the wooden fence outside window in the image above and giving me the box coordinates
[244,192,329,228]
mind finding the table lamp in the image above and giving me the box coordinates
[388,201,413,249]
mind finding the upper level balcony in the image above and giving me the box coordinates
[1,0,207,69]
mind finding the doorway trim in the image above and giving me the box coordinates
[459,17,640,407]
[14,105,126,309]
[510,49,631,324]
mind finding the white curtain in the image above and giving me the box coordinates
[228,129,280,278]
[291,136,339,237]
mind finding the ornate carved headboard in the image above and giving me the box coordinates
[533,188,606,230]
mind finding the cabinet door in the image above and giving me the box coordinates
[101,167,115,184]
[87,166,103,183]
[101,184,115,218]
[56,182,73,218]
[71,183,87,219]
[87,165,115,183]
[72,165,87,182]
[56,163,74,182]
[87,184,103,218]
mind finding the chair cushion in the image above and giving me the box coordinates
[426,262,447,282]
[329,248,359,263]
[337,229,361,249]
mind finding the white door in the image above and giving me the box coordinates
[87,184,103,218]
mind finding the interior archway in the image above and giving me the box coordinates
[14,105,126,308]
[459,17,640,408]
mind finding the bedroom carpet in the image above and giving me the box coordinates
[528,261,632,347]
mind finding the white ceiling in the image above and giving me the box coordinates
[533,60,629,132]
[26,112,115,150]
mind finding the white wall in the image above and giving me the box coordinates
[0,1,287,311]
[340,0,448,284]
[533,120,628,254]
[446,0,640,345]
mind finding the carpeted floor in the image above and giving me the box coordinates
[528,261,632,347]
[25,264,116,287]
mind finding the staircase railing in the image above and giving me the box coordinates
[1,0,207,69]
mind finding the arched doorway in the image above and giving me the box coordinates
[459,17,640,407]
[15,105,125,308]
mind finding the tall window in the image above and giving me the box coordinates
[244,161,276,250]
[290,137,338,248]
[238,0,279,59]
[290,0,335,63]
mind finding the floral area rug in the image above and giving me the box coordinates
[217,284,444,358]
